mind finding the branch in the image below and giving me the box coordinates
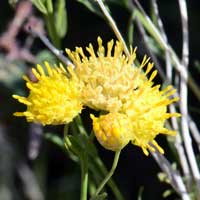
[95,0,130,57]
[178,0,200,192]
[26,26,72,66]
[151,152,190,200]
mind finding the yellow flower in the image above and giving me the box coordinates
[66,37,145,112]
[90,113,133,151]
[122,65,180,156]
[66,37,180,155]
[13,62,82,125]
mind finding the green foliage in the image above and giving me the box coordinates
[31,0,48,14]
[64,133,98,159]
[36,50,56,65]
[90,192,107,200]
[137,186,144,200]
[107,0,130,9]
[194,60,200,73]
[134,9,166,50]
[46,0,53,13]
[0,55,26,94]
[45,132,64,148]
[76,0,103,17]
[162,190,173,198]
[55,0,68,38]
[31,0,68,47]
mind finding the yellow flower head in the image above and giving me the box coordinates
[13,62,82,125]
[122,63,180,155]
[65,37,180,155]
[66,37,144,112]
[90,113,133,151]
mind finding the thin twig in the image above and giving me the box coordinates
[135,18,166,80]
[93,151,121,198]
[150,0,170,78]
[17,161,44,200]
[0,1,36,62]
[150,0,191,185]
[178,0,200,193]
[188,116,200,152]
[28,123,43,160]
[134,0,200,188]
[27,26,72,66]
[95,0,130,57]
[134,0,200,102]
[170,105,192,185]
[151,152,190,200]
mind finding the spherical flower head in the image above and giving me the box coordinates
[66,37,144,112]
[90,113,133,151]
[123,67,180,156]
[13,62,83,125]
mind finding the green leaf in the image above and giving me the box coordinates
[31,0,48,14]
[194,60,200,73]
[145,36,162,55]
[127,10,136,45]
[0,55,26,93]
[36,50,57,65]
[44,132,79,162]
[64,135,81,156]
[46,0,53,13]
[64,134,90,156]
[87,139,98,158]
[137,186,144,200]
[76,0,103,17]
[64,133,98,159]
[162,190,173,198]
[134,9,166,50]
[90,192,108,200]
[71,135,86,153]
[107,0,130,9]
[55,0,68,38]
[44,132,64,148]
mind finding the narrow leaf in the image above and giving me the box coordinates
[55,0,68,38]
[44,132,64,147]
[46,0,53,13]
[31,0,47,14]
[76,0,103,17]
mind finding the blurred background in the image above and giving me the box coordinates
[0,0,200,199]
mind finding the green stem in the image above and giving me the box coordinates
[45,13,60,48]
[64,124,69,137]
[188,73,200,103]
[94,150,121,197]
[88,132,124,200]
[88,157,124,200]
[94,157,124,200]
[70,120,79,135]
[80,153,88,200]
[75,115,88,135]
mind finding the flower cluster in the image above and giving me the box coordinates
[66,37,142,112]
[13,62,82,125]
[13,37,180,155]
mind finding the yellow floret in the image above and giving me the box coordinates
[66,37,146,112]
[90,113,133,151]
[13,62,83,125]
[12,36,181,156]
[65,37,180,155]
[122,69,180,155]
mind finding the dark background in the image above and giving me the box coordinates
[0,0,200,199]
